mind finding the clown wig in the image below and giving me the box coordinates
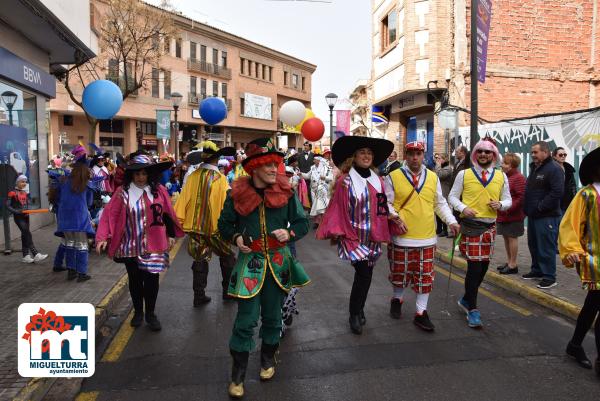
[470,137,500,167]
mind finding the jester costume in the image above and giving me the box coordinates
[217,138,310,398]
[559,146,600,376]
[174,141,236,305]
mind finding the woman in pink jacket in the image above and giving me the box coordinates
[96,152,183,331]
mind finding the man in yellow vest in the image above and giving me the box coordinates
[385,142,460,331]
[175,141,237,306]
[448,138,512,328]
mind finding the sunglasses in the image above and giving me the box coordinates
[476,149,493,155]
[557,153,567,157]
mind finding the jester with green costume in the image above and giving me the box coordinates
[217,137,310,399]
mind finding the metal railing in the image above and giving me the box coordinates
[187,59,232,80]
[188,93,232,111]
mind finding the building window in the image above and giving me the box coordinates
[63,115,73,126]
[240,58,245,74]
[108,59,119,82]
[190,76,197,95]
[151,68,159,98]
[269,66,273,82]
[284,71,288,85]
[99,119,124,133]
[175,38,182,58]
[301,76,306,90]
[292,74,299,88]
[164,36,170,54]
[381,9,398,51]
[255,63,259,78]
[240,98,245,115]
[190,41,196,61]
[139,121,157,135]
[200,45,207,62]
[200,78,207,96]
[163,70,171,99]
[222,51,227,67]
[248,61,253,76]
[262,65,267,80]
[212,48,218,65]
[221,82,227,99]
[212,80,219,97]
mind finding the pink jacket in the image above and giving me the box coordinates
[317,174,391,247]
[96,185,184,258]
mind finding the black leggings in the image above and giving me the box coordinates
[349,260,374,315]
[14,214,37,256]
[464,261,490,310]
[570,290,600,353]
[125,259,160,314]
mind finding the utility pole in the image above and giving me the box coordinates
[470,0,478,151]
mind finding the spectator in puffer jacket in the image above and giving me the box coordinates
[496,153,527,275]
[552,147,577,213]
[522,141,564,289]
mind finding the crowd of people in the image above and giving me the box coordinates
[5,135,600,397]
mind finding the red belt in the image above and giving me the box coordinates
[249,237,286,252]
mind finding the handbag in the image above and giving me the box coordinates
[460,218,494,237]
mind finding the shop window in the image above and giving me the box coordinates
[0,83,40,208]
[99,119,124,133]
[63,115,73,126]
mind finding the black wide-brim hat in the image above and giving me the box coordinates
[332,136,395,168]
[186,146,235,165]
[241,138,284,167]
[579,146,600,186]
[126,153,172,175]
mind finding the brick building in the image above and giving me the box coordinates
[370,0,600,162]
[49,0,315,158]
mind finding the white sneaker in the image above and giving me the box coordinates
[33,253,48,262]
[22,255,35,263]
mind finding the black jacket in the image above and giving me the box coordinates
[561,162,577,211]
[524,157,564,218]
[296,151,314,174]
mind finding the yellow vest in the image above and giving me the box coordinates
[461,168,504,219]
[390,168,438,240]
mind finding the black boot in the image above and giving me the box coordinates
[220,254,235,301]
[192,261,211,306]
[349,314,362,335]
[260,342,279,381]
[130,310,144,327]
[77,273,92,282]
[229,350,249,398]
[390,298,402,319]
[145,313,162,331]
[67,269,77,281]
[359,310,366,326]
[566,341,592,369]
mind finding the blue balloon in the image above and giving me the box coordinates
[82,80,123,120]
[199,97,227,125]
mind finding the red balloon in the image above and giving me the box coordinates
[301,117,325,142]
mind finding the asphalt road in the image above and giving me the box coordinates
[78,234,599,400]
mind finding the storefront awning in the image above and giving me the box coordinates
[0,0,95,66]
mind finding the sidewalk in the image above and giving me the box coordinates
[0,224,128,401]
[435,232,586,319]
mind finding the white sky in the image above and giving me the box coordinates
[148,0,371,137]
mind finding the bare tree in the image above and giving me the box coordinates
[58,0,177,142]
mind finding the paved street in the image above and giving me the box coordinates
[78,234,599,401]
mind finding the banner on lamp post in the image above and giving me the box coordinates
[335,110,351,136]
[476,0,492,83]
[156,110,171,140]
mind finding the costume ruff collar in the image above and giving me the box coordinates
[349,167,381,195]
[200,163,220,173]
[127,184,154,209]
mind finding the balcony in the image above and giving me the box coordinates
[187,59,232,80]
[188,94,232,111]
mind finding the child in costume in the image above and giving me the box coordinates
[317,136,396,335]
[559,146,600,378]
[96,153,184,331]
[217,138,310,398]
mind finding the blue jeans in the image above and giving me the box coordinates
[527,216,560,281]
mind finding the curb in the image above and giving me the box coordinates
[435,250,582,320]
[13,272,129,401]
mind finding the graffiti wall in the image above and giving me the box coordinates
[458,107,600,187]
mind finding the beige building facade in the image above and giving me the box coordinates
[49,1,316,158]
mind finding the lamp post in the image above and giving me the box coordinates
[170,92,183,160]
[0,91,17,255]
[1,91,17,126]
[325,92,338,148]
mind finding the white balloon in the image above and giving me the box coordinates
[279,100,306,126]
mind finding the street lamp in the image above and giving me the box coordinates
[1,91,18,126]
[325,92,338,148]
[170,92,183,160]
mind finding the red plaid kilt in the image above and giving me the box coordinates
[387,244,435,294]
[459,226,496,261]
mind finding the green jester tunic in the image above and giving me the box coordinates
[217,176,311,298]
